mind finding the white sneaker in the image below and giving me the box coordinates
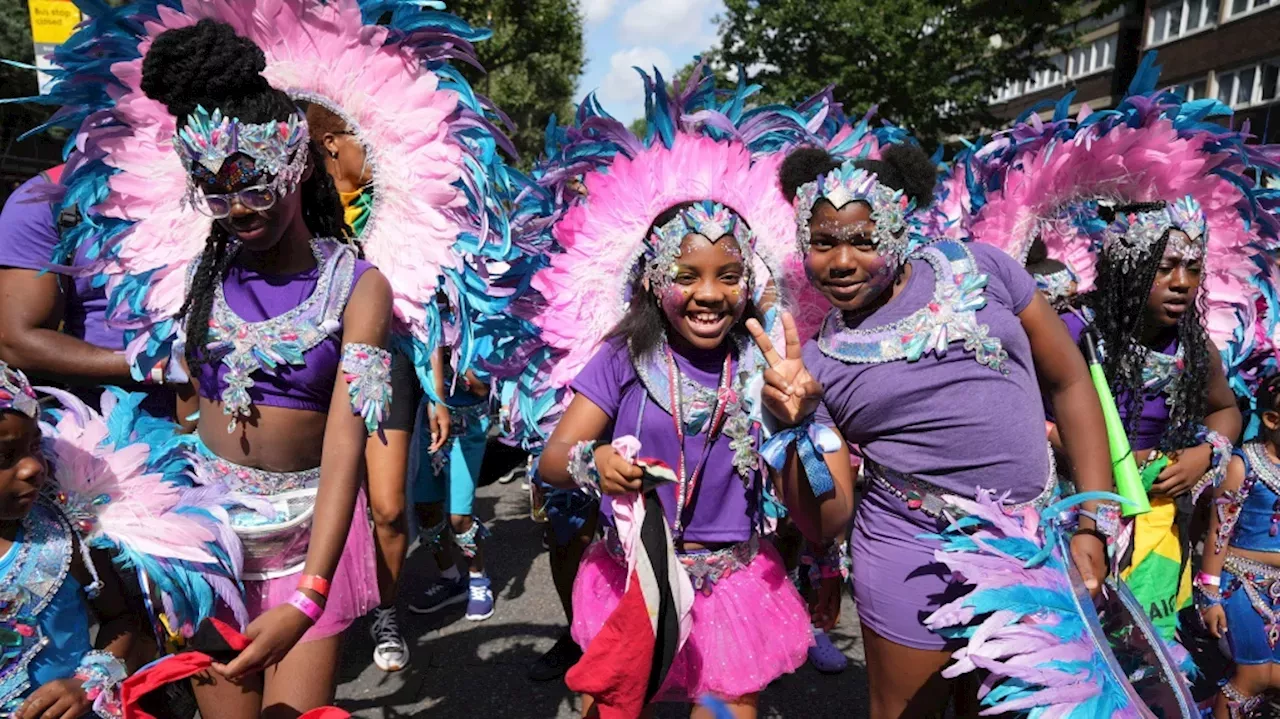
[370,606,409,672]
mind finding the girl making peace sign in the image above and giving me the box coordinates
[763,144,1115,719]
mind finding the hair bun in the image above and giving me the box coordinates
[141,19,271,120]
[879,143,936,206]
[778,146,841,203]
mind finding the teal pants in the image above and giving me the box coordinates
[414,410,490,516]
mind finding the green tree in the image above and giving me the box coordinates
[448,0,585,168]
[711,0,1126,147]
[0,0,53,128]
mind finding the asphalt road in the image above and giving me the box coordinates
[333,453,869,718]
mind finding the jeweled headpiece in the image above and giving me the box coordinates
[794,163,914,266]
[1103,195,1207,273]
[1034,266,1078,310]
[0,362,39,419]
[173,105,310,204]
[642,200,756,289]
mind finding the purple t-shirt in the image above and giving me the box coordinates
[1059,311,1173,451]
[0,175,174,417]
[806,241,1049,503]
[0,176,118,349]
[571,339,759,543]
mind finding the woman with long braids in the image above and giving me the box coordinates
[140,20,390,714]
[1068,197,1240,641]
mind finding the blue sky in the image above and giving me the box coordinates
[577,0,725,124]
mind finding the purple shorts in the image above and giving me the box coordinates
[850,483,970,650]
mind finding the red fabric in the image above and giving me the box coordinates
[120,619,348,719]
[39,164,64,185]
[565,568,655,719]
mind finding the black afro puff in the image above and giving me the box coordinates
[778,143,937,208]
[140,18,294,125]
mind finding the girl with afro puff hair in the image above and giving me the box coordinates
[756,143,1114,718]
[141,20,393,717]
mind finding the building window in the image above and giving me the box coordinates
[1228,0,1274,19]
[992,54,1067,104]
[1173,77,1209,100]
[1067,33,1117,79]
[1149,0,1215,45]
[1217,58,1280,108]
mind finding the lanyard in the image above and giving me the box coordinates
[665,345,733,533]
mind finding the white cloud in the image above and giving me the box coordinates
[581,0,618,24]
[595,46,674,115]
[620,0,721,45]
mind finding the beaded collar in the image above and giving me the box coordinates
[630,336,762,484]
[817,240,1008,373]
[204,239,356,431]
[1244,442,1280,498]
[1136,343,1184,400]
[0,499,75,711]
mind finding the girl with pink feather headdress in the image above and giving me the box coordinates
[762,132,1132,717]
[0,362,140,719]
[34,0,531,710]
[0,359,250,719]
[529,66,821,717]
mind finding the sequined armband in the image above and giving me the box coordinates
[567,441,602,493]
[341,343,392,434]
[803,540,850,582]
[1215,472,1256,555]
[74,650,127,719]
[1191,428,1234,502]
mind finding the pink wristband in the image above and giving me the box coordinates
[287,591,323,623]
[1194,572,1220,588]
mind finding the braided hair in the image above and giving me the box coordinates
[139,19,347,375]
[1086,201,1211,450]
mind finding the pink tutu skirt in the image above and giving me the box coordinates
[236,488,380,642]
[571,538,812,701]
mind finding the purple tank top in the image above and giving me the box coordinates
[807,241,1049,502]
[195,241,373,413]
[1059,311,1175,451]
[571,339,760,544]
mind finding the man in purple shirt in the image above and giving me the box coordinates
[0,168,173,415]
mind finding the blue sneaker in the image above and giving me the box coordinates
[407,575,467,614]
[465,574,495,621]
[807,628,847,674]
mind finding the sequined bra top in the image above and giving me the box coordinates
[193,239,373,426]
[1232,442,1280,554]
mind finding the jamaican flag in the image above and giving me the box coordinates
[1119,455,1192,641]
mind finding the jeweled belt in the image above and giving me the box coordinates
[197,453,321,581]
[602,528,759,595]
[864,446,1057,520]
[1224,553,1280,649]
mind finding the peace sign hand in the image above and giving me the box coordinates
[746,312,823,428]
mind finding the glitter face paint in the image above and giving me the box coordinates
[803,204,905,313]
[657,233,750,351]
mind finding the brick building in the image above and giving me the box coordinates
[986,1,1280,141]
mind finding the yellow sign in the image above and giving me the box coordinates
[29,0,81,45]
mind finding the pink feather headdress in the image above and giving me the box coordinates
[40,0,519,389]
[935,55,1280,349]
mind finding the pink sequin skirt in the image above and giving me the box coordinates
[570,537,811,701]
[215,489,380,643]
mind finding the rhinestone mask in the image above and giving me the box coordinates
[174,105,310,210]
[643,201,755,290]
[1103,195,1206,272]
[794,163,914,268]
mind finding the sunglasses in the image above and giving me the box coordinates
[194,185,278,219]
